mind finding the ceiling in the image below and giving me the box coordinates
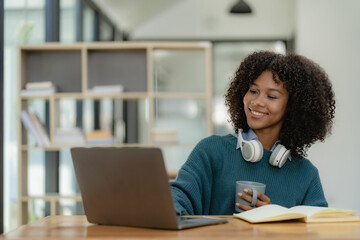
[91,0,295,41]
[92,0,182,32]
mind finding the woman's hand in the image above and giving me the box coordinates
[236,188,271,211]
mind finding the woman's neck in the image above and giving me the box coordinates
[254,129,280,150]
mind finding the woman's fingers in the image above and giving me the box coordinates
[237,192,253,204]
[256,191,271,205]
[236,202,254,211]
[238,189,271,207]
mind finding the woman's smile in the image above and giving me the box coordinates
[249,108,268,118]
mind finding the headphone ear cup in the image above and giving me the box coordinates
[242,140,263,163]
[269,144,290,168]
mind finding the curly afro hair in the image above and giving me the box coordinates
[225,51,336,159]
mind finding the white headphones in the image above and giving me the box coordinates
[237,129,290,168]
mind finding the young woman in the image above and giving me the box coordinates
[171,51,336,215]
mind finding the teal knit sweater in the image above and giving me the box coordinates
[171,134,328,215]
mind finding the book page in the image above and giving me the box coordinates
[305,215,360,223]
[288,205,354,219]
[234,204,305,223]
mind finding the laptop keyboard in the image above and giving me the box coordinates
[176,216,228,229]
[178,216,217,224]
[178,216,196,222]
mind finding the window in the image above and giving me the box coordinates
[4,0,45,231]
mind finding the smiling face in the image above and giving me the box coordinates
[243,70,289,136]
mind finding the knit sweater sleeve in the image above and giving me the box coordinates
[301,167,328,207]
[171,138,215,215]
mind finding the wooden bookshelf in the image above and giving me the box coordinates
[17,42,213,225]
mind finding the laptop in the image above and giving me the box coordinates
[71,147,228,230]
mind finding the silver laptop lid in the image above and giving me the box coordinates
[71,147,179,229]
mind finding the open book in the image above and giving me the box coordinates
[234,204,360,223]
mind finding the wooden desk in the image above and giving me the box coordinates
[2,215,360,240]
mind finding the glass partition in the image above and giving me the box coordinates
[153,49,206,92]
[153,98,207,145]
[60,0,76,42]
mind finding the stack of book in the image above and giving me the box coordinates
[85,130,114,145]
[20,110,50,147]
[21,81,56,97]
[54,128,85,146]
[88,84,124,95]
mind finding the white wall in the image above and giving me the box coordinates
[132,0,295,40]
[295,0,360,213]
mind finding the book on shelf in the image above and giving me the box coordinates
[85,130,114,145]
[88,84,124,94]
[21,87,56,97]
[54,128,85,146]
[152,128,178,144]
[29,113,51,146]
[25,81,54,89]
[21,81,56,97]
[20,110,50,147]
[233,204,360,223]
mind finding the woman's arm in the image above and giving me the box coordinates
[171,141,214,215]
[301,169,328,207]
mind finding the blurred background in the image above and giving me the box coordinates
[2,0,360,233]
